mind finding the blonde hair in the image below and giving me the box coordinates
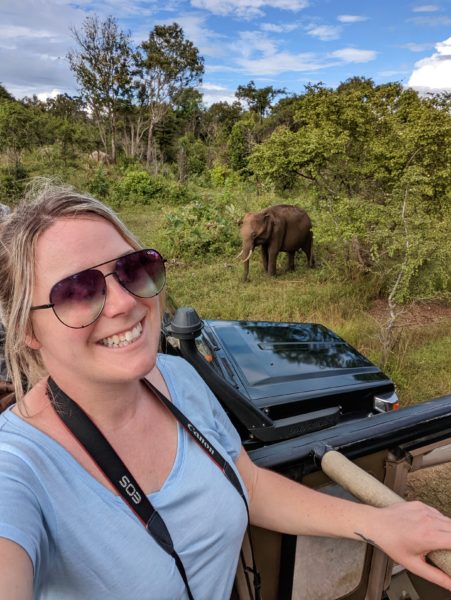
[0,180,142,404]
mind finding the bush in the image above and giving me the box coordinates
[111,168,194,207]
[87,167,110,199]
[162,201,241,258]
[0,165,28,204]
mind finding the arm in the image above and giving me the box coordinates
[0,538,33,600]
[236,449,451,591]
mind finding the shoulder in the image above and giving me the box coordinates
[156,354,243,459]
[156,353,205,387]
[156,353,219,417]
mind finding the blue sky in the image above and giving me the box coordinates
[1,0,451,104]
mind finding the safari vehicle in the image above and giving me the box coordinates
[1,309,450,599]
[162,307,451,600]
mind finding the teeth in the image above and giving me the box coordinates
[100,322,142,348]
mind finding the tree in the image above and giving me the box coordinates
[248,79,451,303]
[0,84,14,102]
[137,23,204,168]
[235,80,286,118]
[43,94,95,161]
[67,15,134,162]
[0,101,40,167]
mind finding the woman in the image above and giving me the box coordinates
[0,183,450,599]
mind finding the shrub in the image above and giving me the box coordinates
[0,165,28,204]
[87,167,110,200]
[111,168,194,207]
[162,201,241,258]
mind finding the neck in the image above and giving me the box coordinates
[48,375,147,432]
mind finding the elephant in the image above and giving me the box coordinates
[238,204,314,282]
[88,150,111,165]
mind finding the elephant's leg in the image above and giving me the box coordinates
[267,247,279,276]
[287,251,295,272]
[261,245,269,273]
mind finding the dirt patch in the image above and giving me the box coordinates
[406,463,451,518]
[368,299,451,328]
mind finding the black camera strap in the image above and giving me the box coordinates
[47,376,261,600]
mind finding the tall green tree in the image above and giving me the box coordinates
[235,80,286,118]
[136,23,204,168]
[67,15,134,162]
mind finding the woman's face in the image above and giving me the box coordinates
[29,215,162,389]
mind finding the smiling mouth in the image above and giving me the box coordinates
[99,321,143,348]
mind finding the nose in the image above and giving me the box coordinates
[101,273,137,318]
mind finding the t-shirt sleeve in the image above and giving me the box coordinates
[206,384,243,460]
[0,448,51,580]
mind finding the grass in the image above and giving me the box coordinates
[119,201,451,407]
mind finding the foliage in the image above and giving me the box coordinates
[227,112,260,172]
[0,100,42,165]
[0,84,14,102]
[111,167,194,207]
[87,167,110,199]
[0,164,28,204]
[162,200,241,258]
[176,134,207,180]
[137,23,204,167]
[67,15,134,162]
[235,80,286,117]
[248,79,451,302]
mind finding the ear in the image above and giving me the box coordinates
[263,213,272,225]
[25,327,42,350]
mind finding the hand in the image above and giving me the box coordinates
[365,501,451,591]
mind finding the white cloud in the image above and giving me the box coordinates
[190,0,309,19]
[0,25,58,40]
[200,82,236,105]
[337,15,368,23]
[378,69,410,78]
[147,13,226,59]
[236,52,326,75]
[306,24,341,41]
[412,4,440,12]
[410,15,451,25]
[230,29,333,75]
[235,31,279,59]
[261,22,299,33]
[402,42,435,52]
[37,88,63,101]
[201,82,229,91]
[408,36,451,91]
[330,48,377,63]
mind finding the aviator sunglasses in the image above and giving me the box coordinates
[31,249,166,329]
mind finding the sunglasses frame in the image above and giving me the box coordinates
[30,248,166,329]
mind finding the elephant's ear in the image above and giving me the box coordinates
[264,212,274,233]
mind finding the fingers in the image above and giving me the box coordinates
[405,557,451,592]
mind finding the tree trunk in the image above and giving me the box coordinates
[146,120,156,168]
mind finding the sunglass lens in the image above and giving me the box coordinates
[50,269,106,328]
[116,249,165,298]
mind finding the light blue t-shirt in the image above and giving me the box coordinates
[0,355,248,599]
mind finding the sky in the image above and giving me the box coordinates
[1,0,451,105]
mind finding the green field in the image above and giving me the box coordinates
[119,202,451,409]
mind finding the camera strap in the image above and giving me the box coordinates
[47,376,261,600]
